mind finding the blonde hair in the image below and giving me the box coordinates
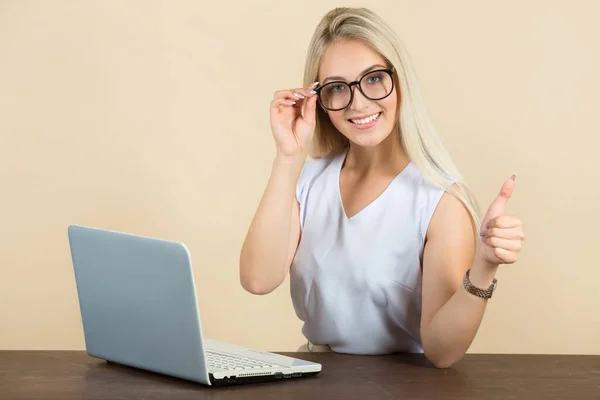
[303,7,482,231]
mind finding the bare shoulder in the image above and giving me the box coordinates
[426,183,475,243]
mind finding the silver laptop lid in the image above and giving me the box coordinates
[67,224,211,384]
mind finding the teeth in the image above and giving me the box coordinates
[351,113,380,125]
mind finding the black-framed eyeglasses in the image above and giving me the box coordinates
[315,67,395,111]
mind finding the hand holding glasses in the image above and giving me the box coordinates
[270,82,320,160]
[269,67,395,160]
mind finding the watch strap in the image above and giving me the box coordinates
[463,268,497,299]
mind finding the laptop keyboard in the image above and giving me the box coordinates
[206,351,276,371]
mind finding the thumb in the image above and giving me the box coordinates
[303,95,318,128]
[484,174,517,220]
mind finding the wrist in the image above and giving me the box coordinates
[468,254,499,289]
[274,152,306,166]
[272,153,306,180]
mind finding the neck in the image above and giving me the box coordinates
[343,131,409,176]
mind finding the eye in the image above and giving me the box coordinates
[324,83,348,95]
[366,74,384,84]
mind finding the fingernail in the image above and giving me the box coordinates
[293,92,305,99]
[306,89,317,95]
[286,100,296,105]
[510,173,517,181]
[309,81,319,88]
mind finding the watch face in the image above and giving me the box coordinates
[490,279,498,295]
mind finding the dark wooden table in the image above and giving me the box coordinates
[0,351,598,399]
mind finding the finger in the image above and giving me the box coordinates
[272,91,308,111]
[274,84,319,101]
[495,174,516,206]
[305,81,319,95]
[493,247,518,264]
[483,174,516,219]
[486,215,522,230]
[270,98,297,109]
[273,91,304,105]
[273,92,305,111]
[302,94,318,127]
[480,226,525,240]
[482,236,522,251]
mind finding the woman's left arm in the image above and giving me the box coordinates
[420,176,524,368]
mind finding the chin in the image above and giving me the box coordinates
[349,133,388,148]
[341,114,394,148]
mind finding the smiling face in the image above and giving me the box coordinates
[318,39,398,148]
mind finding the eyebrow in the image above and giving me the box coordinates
[322,64,387,84]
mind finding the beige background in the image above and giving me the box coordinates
[1,0,598,354]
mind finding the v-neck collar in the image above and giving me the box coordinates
[335,149,414,221]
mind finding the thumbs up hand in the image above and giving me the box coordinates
[478,174,525,265]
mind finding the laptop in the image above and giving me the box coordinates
[67,224,322,386]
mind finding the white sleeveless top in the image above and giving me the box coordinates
[290,149,451,355]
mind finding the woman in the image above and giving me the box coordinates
[239,7,524,368]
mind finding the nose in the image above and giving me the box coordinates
[349,85,371,111]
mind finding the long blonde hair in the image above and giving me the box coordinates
[303,7,482,231]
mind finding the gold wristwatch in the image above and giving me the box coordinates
[462,268,497,299]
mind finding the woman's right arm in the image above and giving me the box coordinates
[239,155,304,295]
[239,82,319,295]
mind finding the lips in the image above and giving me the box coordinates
[348,112,381,125]
[347,112,382,131]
